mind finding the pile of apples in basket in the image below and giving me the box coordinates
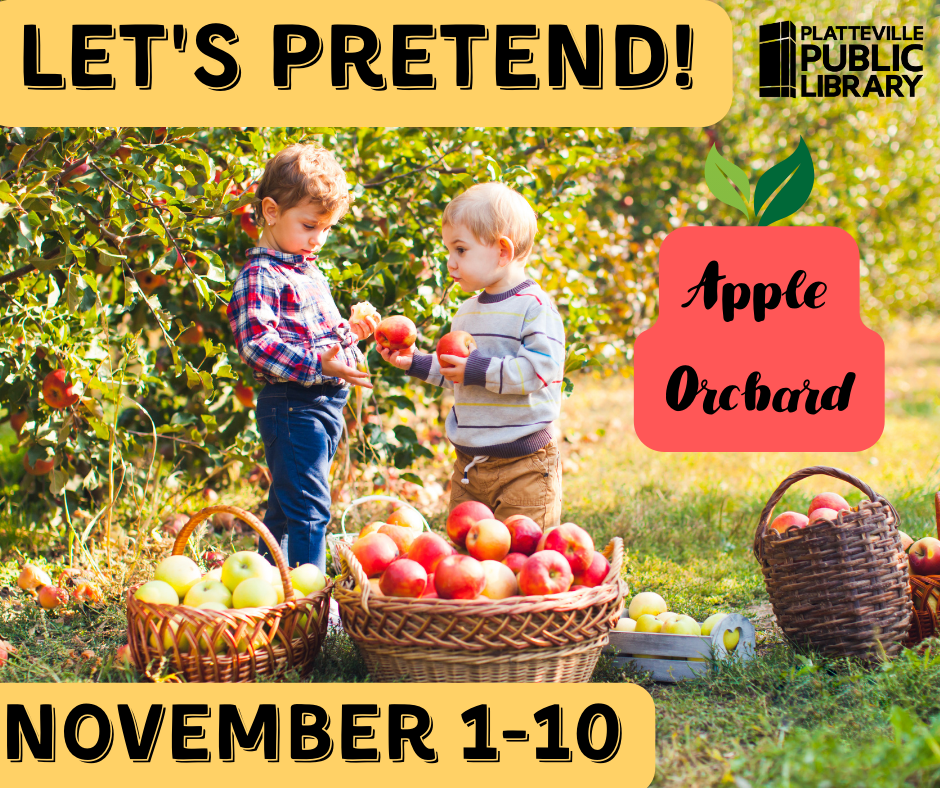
[352,501,611,600]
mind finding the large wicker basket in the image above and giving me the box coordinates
[334,537,627,682]
[126,504,332,682]
[907,492,940,647]
[753,466,910,660]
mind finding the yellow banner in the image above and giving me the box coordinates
[0,0,732,126]
[2,683,655,785]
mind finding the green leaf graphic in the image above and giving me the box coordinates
[755,137,815,226]
[704,145,751,220]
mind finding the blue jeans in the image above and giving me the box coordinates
[255,382,348,571]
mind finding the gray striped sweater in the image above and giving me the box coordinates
[408,279,565,457]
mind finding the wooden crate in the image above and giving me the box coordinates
[606,613,756,682]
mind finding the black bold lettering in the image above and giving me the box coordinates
[753,282,781,322]
[72,24,115,90]
[496,25,540,89]
[119,25,167,89]
[23,25,65,89]
[548,25,602,89]
[331,25,386,90]
[722,282,750,322]
[389,704,437,763]
[681,260,724,310]
[441,25,487,89]
[172,704,211,762]
[615,25,667,88]
[273,25,322,90]
[744,371,770,410]
[291,705,333,762]
[665,365,699,411]
[118,704,165,762]
[195,24,241,90]
[342,704,380,762]
[219,704,279,762]
[7,704,55,762]
[393,25,436,89]
[64,704,114,763]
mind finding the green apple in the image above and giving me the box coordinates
[701,612,740,651]
[266,565,287,604]
[153,555,202,598]
[614,617,637,632]
[232,577,279,609]
[148,617,196,652]
[635,614,663,633]
[193,604,231,654]
[205,567,223,582]
[221,551,271,592]
[134,580,179,606]
[656,611,681,625]
[663,615,702,636]
[629,591,667,620]
[197,601,228,612]
[275,608,320,645]
[183,579,232,608]
[291,563,327,596]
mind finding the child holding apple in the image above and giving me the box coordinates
[227,143,380,570]
[379,182,565,528]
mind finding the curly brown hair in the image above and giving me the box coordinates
[255,143,351,221]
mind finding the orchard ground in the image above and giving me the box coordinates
[4,319,940,786]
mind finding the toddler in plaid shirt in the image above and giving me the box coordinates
[227,144,378,570]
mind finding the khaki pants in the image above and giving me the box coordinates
[449,440,563,530]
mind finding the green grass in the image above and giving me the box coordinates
[5,321,940,785]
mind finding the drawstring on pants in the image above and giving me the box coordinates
[461,455,490,484]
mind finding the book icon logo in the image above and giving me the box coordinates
[759,21,797,98]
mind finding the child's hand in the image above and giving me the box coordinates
[348,302,381,341]
[378,345,415,371]
[321,344,373,388]
[439,355,467,385]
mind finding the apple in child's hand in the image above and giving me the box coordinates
[909,537,940,576]
[408,532,455,574]
[466,519,512,562]
[434,554,486,600]
[221,551,271,593]
[540,522,594,573]
[518,551,573,596]
[502,552,528,575]
[769,511,810,534]
[154,555,202,598]
[350,533,400,577]
[808,492,850,519]
[379,559,427,598]
[808,507,840,525]
[572,551,611,588]
[386,506,424,531]
[43,369,80,410]
[446,501,494,548]
[379,524,420,555]
[480,560,519,599]
[503,514,543,556]
[374,316,417,351]
[436,331,477,368]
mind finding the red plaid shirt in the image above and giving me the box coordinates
[227,247,361,386]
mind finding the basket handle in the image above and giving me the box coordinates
[752,466,899,563]
[935,492,940,538]
[173,505,295,603]
[338,494,430,538]
[601,537,624,584]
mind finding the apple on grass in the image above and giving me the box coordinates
[480,560,519,599]
[446,500,494,548]
[540,522,594,573]
[374,316,417,351]
[134,580,179,606]
[909,537,940,576]
[408,532,455,574]
[221,551,272,593]
[18,564,51,592]
[350,532,400,577]
[807,492,850,519]
[503,514,543,556]
[769,511,810,534]
[466,518,512,562]
[518,551,573,596]
[436,331,477,368]
[379,559,428,598]
[434,554,486,600]
[154,555,202,599]
[38,585,69,610]
[628,591,668,620]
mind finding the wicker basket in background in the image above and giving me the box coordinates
[753,466,910,660]
[907,492,940,647]
[333,537,627,682]
[126,504,332,682]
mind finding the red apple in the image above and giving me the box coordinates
[518,551,573,596]
[61,159,91,192]
[769,511,810,534]
[502,552,528,575]
[116,146,132,163]
[909,537,940,576]
[407,532,455,574]
[10,411,28,437]
[114,644,132,665]
[37,585,69,610]
[808,492,850,519]
[241,211,260,239]
[434,554,486,600]
[374,316,417,351]
[379,559,427,598]
[350,533,399,578]
[808,507,840,524]
[536,525,558,552]
[23,454,54,476]
[386,506,424,531]
[379,524,420,555]
[466,518,512,562]
[202,551,227,569]
[420,575,438,598]
[446,500,494,548]
[436,331,477,368]
[232,183,258,215]
[540,522,594,573]
[43,369,79,410]
[179,323,205,345]
[572,551,611,588]
[0,639,15,667]
[234,382,254,408]
[72,581,102,604]
[503,514,543,555]
[136,270,167,295]
[898,530,914,553]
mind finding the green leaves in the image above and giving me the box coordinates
[704,145,751,221]
[754,137,815,227]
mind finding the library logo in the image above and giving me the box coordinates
[758,21,925,99]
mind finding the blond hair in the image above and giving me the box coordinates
[442,182,538,261]
[256,143,350,220]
